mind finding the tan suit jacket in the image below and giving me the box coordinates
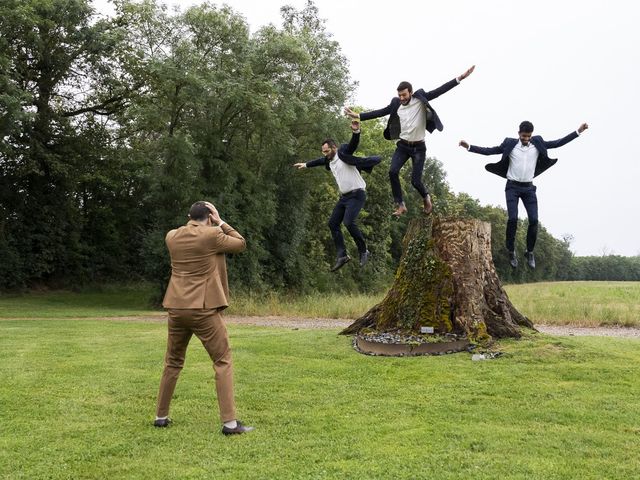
[162,220,246,310]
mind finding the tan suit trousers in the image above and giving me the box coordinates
[155,309,236,422]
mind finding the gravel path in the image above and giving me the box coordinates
[4,314,640,338]
[227,316,640,338]
[533,324,640,338]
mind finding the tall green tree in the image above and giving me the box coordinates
[0,0,140,287]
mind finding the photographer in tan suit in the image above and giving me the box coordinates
[154,201,254,435]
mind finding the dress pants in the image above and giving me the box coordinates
[328,188,367,258]
[389,141,428,204]
[505,180,539,252]
[156,308,236,422]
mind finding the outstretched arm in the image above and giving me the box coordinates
[543,123,588,149]
[345,103,393,121]
[457,65,475,82]
[458,139,505,156]
[294,157,325,169]
[423,65,475,101]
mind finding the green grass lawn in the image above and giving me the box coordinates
[0,284,159,318]
[1,319,639,479]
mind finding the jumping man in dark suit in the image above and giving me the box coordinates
[459,120,589,268]
[294,121,381,272]
[344,65,475,216]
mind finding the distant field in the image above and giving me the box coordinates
[505,281,640,327]
[228,291,384,319]
[1,281,639,327]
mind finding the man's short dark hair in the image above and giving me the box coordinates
[397,81,413,93]
[322,138,337,148]
[519,121,534,133]
[189,201,210,221]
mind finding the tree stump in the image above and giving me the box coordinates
[341,216,534,355]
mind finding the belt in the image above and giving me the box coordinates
[340,188,365,197]
[398,138,425,146]
[507,180,533,187]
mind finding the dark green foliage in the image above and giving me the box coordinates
[0,0,632,293]
[567,255,640,281]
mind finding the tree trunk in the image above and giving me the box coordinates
[341,216,533,353]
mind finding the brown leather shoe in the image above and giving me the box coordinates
[222,420,255,435]
[423,194,433,214]
[392,202,408,217]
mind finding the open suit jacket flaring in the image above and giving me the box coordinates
[469,131,579,178]
[305,131,382,172]
[359,78,460,140]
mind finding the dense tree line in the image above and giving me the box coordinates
[1,0,635,295]
[565,256,640,281]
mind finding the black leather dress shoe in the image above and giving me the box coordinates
[330,255,351,272]
[359,250,370,267]
[153,418,172,427]
[222,420,255,436]
[509,251,518,268]
[525,251,536,269]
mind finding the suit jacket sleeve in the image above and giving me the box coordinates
[305,157,326,168]
[343,132,359,155]
[338,153,382,173]
[359,102,393,121]
[211,223,246,254]
[542,131,579,149]
[422,78,459,101]
[469,140,507,156]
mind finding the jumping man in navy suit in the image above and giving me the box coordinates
[294,121,381,272]
[459,120,589,268]
[344,65,475,217]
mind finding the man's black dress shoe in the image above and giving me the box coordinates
[359,250,370,267]
[222,420,255,436]
[525,251,536,269]
[509,251,518,268]
[153,418,172,427]
[330,255,351,272]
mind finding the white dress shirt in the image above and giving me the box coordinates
[397,97,427,142]
[329,153,366,194]
[507,141,539,182]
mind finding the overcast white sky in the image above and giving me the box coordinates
[95,0,640,256]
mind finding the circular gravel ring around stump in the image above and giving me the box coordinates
[354,335,471,356]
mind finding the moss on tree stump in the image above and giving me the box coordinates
[341,216,534,354]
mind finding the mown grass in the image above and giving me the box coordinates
[505,281,640,327]
[1,319,639,479]
[0,283,158,318]
[1,281,639,327]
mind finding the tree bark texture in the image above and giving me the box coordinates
[341,216,534,343]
